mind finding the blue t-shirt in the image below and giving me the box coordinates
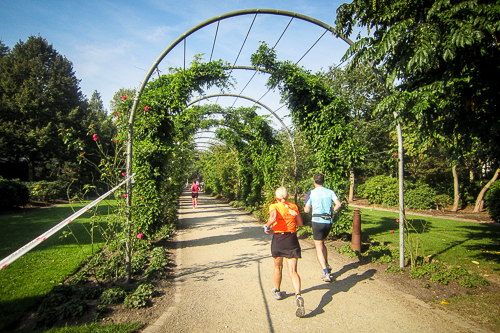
[305,187,339,224]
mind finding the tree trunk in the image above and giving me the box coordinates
[473,168,500,213]
[451,165,460,212]
[349,169,355,201]
[28,159,34,182]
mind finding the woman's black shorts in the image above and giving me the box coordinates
[312,222,333,240]
[191,193,198,198]
[271,233,301,258]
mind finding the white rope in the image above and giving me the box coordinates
[0,174,135,271]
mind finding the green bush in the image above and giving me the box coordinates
[485,180,500,222]
[100,288,127,304]
[0,178,30,212]
[24,180,72,202]
[405,184,437,210]
[357,175,398,205]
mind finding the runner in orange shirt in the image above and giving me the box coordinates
[264,186,305,317]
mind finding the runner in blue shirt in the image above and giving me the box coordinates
[304,173,342,282]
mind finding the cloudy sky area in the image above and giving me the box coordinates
[1,0,357,133]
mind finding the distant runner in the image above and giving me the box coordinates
[190,180,201,209]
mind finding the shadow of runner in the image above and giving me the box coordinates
[299,269,377,318]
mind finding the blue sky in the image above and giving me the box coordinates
[1,0,356,132]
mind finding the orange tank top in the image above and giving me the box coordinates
[268,201,299,233]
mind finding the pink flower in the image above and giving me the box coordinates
[392,230,395,233]
[114,112,118,116]
[123,193,128,198]
[137,233,144,239]
[122,172,126,176]
[144,106,149,111]
[114,139,118,143]
[122,95,127,100]
[92,134,98,141]
[141,197,143,200]
[396,219,399,223]
[393,153,397,157]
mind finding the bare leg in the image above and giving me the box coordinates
[286,258,301,295]
[314,240,328,270]
[273,257,283,291]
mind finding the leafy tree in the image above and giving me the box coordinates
[0,36,85,181]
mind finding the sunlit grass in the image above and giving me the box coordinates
[0,200,115,331]
[34,322,143,333]
[346,207,500,274]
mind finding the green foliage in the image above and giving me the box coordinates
[146,247,168,280]
[363,244,394,263]
[24,180,73,202]
[333,0,500,161]
[385,265,404,274]
[0,178,30,212]
[405,184,437,210]
[336,243,360,259]
[0,36,87,181]
[124,294,147,309]
[357,175,399,206]
[59,299,88,319]
[99,288,127,305]
[485,181,500,221]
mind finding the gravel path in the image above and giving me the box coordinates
[142,191,491,333]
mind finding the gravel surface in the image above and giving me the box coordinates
[141,191,492,333]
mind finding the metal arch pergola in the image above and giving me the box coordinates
[125,8,406,268]
[187,93,299,201]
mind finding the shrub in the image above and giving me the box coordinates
[100,288,127,304]
[124,294,147,309]
[0,178,30,212]
[485,180,500,222]
[357,175,398,205]
[24,180,72,202]
[405,184,437,210]
[59,299,88,319]
[385,265,404,274]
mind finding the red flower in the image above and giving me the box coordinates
[122,172,126,176]
[137,233,144,239]
[144,106,149,111]
[396,219,400,223]
[114,139,118,143]
[92,134,98,141]
[114,112,118,116]
[122,95,127,100]
[141,197,144,200]
[123,193,128,198]
[392,230,395,234]
[393,153,397,157]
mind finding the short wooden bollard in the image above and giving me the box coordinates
[351,208,361,252]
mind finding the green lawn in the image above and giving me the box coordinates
[0,201,113,331]
[348,207,500,274]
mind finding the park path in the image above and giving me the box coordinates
[143,191,490,333]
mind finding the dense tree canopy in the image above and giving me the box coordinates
[333,0,500,158]
[0,36,85,180]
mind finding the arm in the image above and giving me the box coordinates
[333,199,342,212]
[267,209,277,229]
[304,205,311,213]
[295,213,304,227]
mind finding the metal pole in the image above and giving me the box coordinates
[351,208,361,252]
[396,121,405,268]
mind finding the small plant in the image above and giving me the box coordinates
[429,271,450,285]
[458,274,490,288]
[124,294,148,309]
[59,299,88,319]
[336,243,360,258]
[79,285,104,300]
[422,282,430,288]
[93,304,108,322]
[131,250,149,275]
[36,308,59,327]
[68,270,88,286]
[409,266,430,279]
[87,253,105,268]
[385,265,404,274]
[134,283,156,298]
[100,287,127,304]
[363,244,394,263]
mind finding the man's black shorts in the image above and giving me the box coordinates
[312,222,333,240]
[191,193,198,198]
[271,233,301,258]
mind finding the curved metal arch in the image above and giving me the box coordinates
[124,9,405,268]
[187,95,299,201]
